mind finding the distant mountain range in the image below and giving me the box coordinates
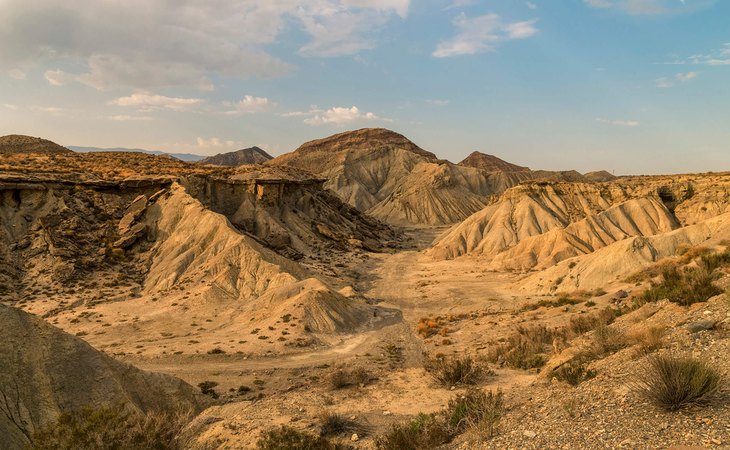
[68,146,205,162]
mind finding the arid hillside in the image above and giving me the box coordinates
[198,147,273,166]
[0,303,204,449]
[1,133,729,450]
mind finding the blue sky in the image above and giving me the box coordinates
[0,0,728,174]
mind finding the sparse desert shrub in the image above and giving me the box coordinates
[487,325,559,370]
[628,326,665,355]
[521,296,580,311]
[578,324,629,361]
[318,412,370,437]
[640,266,722,306]
[375,413,451,450]
[446,389,504,437]
[28,405,192,450]
[568,307,619,336]
[329,367,371,389]
[207,347,225,354]
[198,381,220,399]
[426,355,487,386]
[257,426,340,450]
[634,355,721,411]
[551,361,596,386]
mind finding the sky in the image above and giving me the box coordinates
[0,0,728,174]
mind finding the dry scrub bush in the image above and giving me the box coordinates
[28,405,192,450]
[318,412,370,438]
[257,426,342,450]
[634,355,721,411]
[551,361,596,386]
[375,389,504,450]
[425,355,488,386]
[487,325,560,370]
[329,367,371,389]
[628,326,665,355]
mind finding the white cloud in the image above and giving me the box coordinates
[303,106,389,126]
[195,137,243,149]
[433,13,538,58]
[0,0,409,90]
[107,115,154,121]
[655,71,698,88]
[527,2,538,9]
[111,92,204,112]
[426,99,449,106]
[596,117,640,127]
[44,69,76,86]
[584,0,717,15]
[584,0,613,8]
[30,106,64,114]
[3,104,18,110]
[223,95,271,115]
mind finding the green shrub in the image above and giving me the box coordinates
[634,355,721,411]
[640,259,724,307]
[257,426,341,450]
[425,355,486,386]
[27,405,191,450]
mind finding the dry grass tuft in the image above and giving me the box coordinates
[633,355,722,411]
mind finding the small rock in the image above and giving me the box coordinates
[383,411,392,416]
[687,320,716,333]
[615,290,629,299]
[351,434,359,442]
[349,415,357,421]
[523,430,537,439]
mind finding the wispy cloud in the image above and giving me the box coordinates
[110,92,204,112]
[302,106,390,126]
[584,0,716,15]
[426,99,449,106]
[107,115,154,121]
[433,13,538,58]
[655,71,698,88]
[222,95,271,115]
[596,117,640,127]
[3,104,18,110]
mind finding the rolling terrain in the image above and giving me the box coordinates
[1,132,729,449]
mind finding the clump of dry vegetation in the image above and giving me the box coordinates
[375,389,504,450]
[257,426,342,450]
[416,314,468,338]
[633,248,730,306]
[521,296,581,312]
[634,355,722,411]
[28,405,192,450]
[425,355,489,387]
[329,367,371,389]
[551,361,596,386]
[318,412,370,438]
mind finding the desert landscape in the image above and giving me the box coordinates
[1,130,729,449]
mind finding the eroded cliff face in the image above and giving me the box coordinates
[181,173,400,261]
[0,177,172,306]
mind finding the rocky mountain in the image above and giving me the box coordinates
[197,146,273,166]
[269,128,534,226]
[0,135,72,154]
[0,303,204,449]
[458,151,530,172]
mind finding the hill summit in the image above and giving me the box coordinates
[458,151,530,172]
[291,128,438,160]
[0,135,72,154]
[198,146,273,166]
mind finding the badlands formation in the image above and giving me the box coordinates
[1,129,729,449]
